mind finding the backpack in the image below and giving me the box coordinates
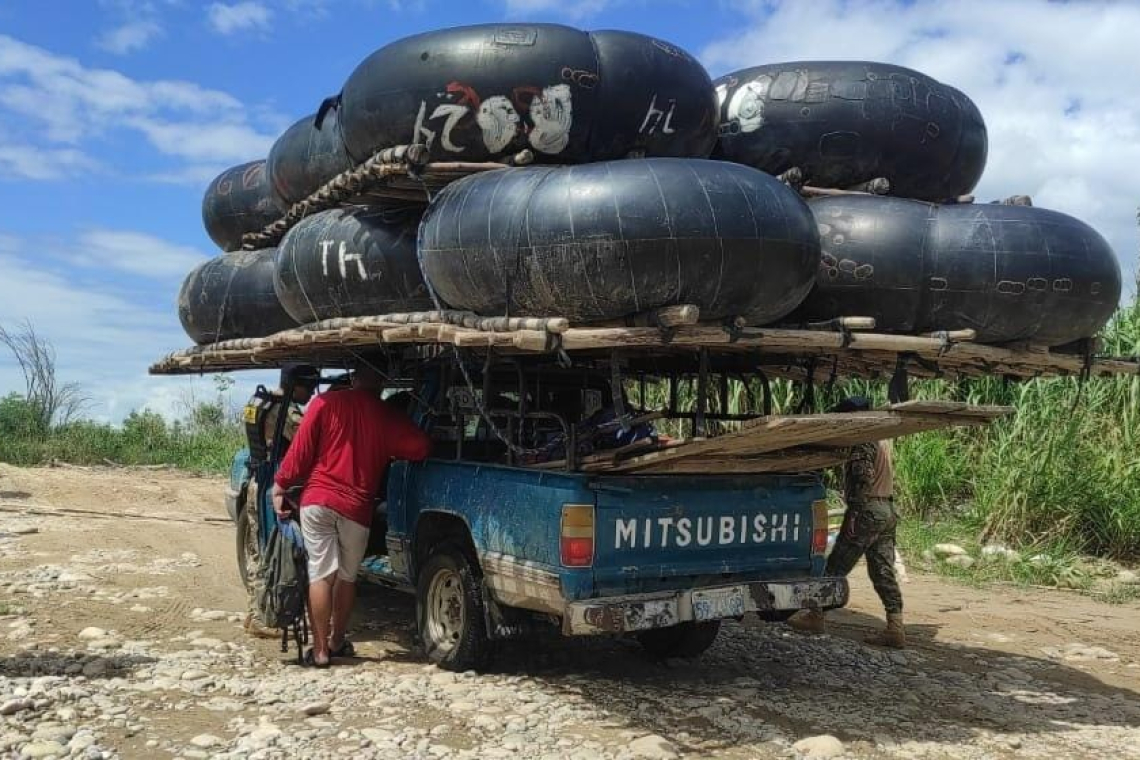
[256,519,309,661]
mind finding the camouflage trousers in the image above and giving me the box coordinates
[243,480,265,620]
[827,498,903,614]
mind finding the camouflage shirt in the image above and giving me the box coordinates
[844,440,894,506]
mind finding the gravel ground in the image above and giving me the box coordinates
[0,463,1138,760]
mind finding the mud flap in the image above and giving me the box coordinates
[482,579,553,640]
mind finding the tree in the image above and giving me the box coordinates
[0,320,89,431]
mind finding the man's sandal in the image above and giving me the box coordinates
[330,639,355,658]
[303,648,330,669]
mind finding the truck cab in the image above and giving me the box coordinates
[233,354,847,670]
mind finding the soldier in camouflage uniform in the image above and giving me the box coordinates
[241,365,318,638]
[787,396,906,648]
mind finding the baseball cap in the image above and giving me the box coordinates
[281,363,320,389]
[831,396,872,413]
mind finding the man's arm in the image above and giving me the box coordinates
[383,406,431,462]
[845,441,878,508]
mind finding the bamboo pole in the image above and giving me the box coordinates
[805,316,876,331]
[592,304,701,329]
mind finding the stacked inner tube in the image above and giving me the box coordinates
[418,158,819,323]
[712,59,1119,346]
[788,197,1120,346]
[177,24,1121,350]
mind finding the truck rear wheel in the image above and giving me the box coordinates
[236,501,258,592]
[636,620,721,659]
[416,545,492,671]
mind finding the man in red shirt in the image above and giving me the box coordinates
[272,364,430,667]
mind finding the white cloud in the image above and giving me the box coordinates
[207,2,273,35]
[0,140,100,180]
[68,230,210,280]
[146,163,233,186]
[0,35,243,143]
[124,118,274,164]
[281,0,423,16]
[502,0,613,19]
[0,34,276,179]
[701,0,1140,281]
[95,19,164,55]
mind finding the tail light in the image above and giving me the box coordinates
[811,499,829,555]
[560,504,595,567]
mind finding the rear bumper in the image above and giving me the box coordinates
[562,577,849,636]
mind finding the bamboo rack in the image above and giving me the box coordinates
[149,308,1139,381]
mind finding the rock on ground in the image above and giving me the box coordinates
[2,463,1140,760]
[793,734,846,758]
[628,733,680,759]
[981,544,1020,561]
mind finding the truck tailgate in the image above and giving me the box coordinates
[589,473,823,596]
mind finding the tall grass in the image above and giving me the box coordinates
[0,395,244,473]
[890,304,1140,560]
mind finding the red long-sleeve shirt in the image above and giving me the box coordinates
[275,389,431,525]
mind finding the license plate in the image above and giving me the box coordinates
[692,586,746,621]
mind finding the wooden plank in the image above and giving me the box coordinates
[805,316,876,331]
[921,329,976,341]
[629,448,850,475]
[608,406,1011,473]
[592,304,701,329]
[532,438,666,472]
[886,401,1011,418]
[816,413,996,447]
[380,327,421,343]
[607,414,893,472]
[512,330,552,351]
[452,331,517,348]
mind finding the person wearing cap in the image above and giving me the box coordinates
[240,364,320,638]
[787,396,906,648]
[272,362,431,667]
[244,364,321,464]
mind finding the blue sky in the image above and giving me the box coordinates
[0,0,1137,421]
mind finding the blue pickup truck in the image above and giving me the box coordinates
[227,359,848,671]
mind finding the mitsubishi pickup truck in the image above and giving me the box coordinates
[229,355,848,671]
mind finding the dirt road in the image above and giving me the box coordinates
[0,463,1138,759]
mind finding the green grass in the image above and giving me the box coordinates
[0,395,244,473]
[1092,583,1140,605]
[896,515,1140,602]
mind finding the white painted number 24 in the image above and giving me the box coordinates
[414,84,573,155]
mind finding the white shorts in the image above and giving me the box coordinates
[299,505,369,583]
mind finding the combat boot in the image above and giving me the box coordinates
[864,612,906,649]
[785,608,827,634]
[243,613,279,640]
